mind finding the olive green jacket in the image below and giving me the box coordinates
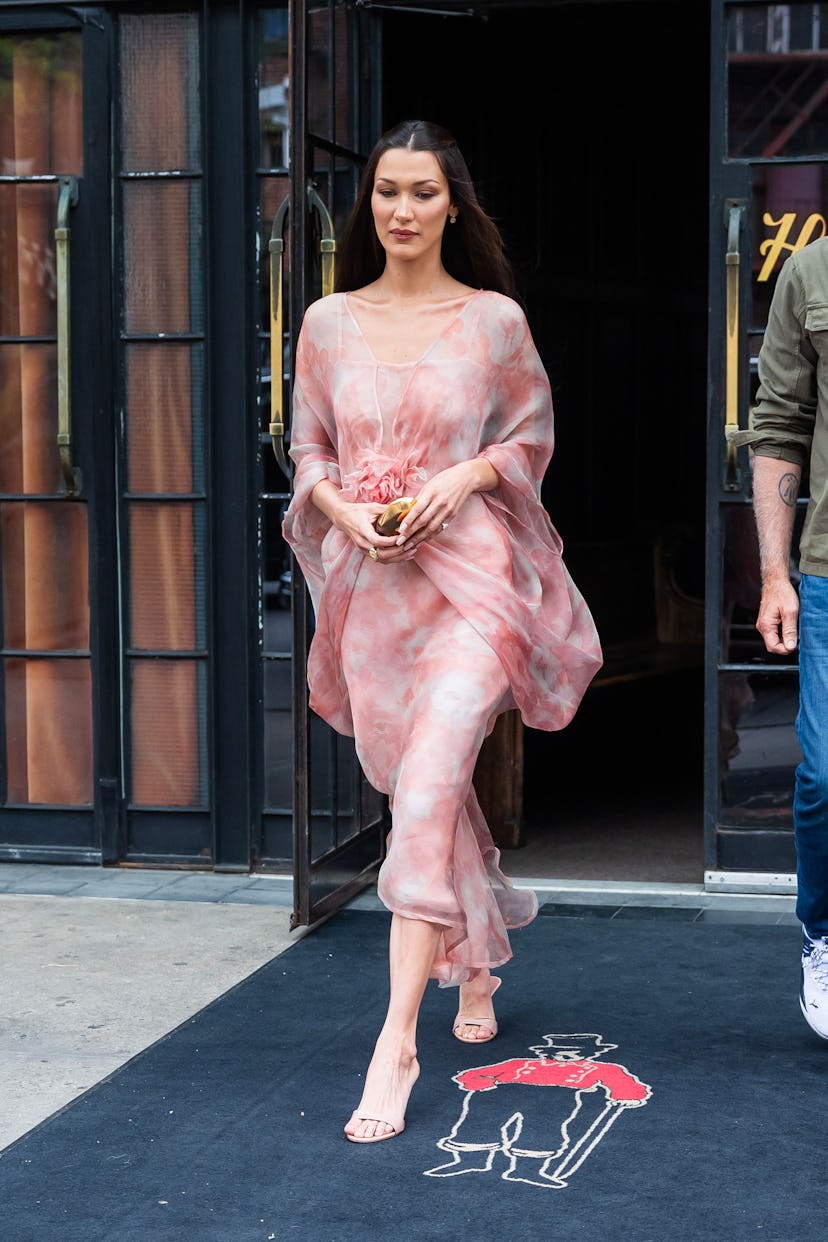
[737,236,828,577]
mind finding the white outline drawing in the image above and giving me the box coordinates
[424,1033,652,1189]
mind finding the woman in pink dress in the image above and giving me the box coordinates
[282,120,602,1143]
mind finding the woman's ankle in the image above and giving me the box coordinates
[373,1026,418,1062]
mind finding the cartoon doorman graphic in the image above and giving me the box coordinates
[424,1034,652,1188]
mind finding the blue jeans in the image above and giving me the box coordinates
[795,573,828,935]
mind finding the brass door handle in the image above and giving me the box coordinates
[55,176,81,496]
[724,203,743,491]
[307,184,336,299]
[269,197,290,477]
[268,183,337,474]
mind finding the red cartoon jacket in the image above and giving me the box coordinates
[454,1058,650,1104]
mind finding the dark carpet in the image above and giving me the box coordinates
[1,907,826,1242]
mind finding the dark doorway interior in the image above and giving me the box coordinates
[382,0,710,881]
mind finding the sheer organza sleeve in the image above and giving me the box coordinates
[281,303,341,611]
[478,300,563,558]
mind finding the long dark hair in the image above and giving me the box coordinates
[334,119,517,298]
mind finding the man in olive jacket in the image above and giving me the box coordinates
[743,235,828,1040]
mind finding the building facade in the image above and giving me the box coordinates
[0,0,825,922]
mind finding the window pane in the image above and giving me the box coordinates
[0,344,60,494]
[263,657,291,808]
[0,33,82,177]
[130,659,206,806]
[720,672,798,831]
[259,9,289,168]
[748,166,828,332]
[308,5,331,144]
[120,12,201,173]
[0,183,58,338]
[126,343,204,494]
[722,503,805,664]
[4,656,92,804]
[123,181,203,334]
[129,502,205,650]
[728,4,828,157]
[1,502,89,650]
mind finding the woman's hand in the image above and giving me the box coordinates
[394,459,498,552]
[310,459,499,565]
[310,480,398,559]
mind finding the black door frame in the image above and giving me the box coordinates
[284,0,388,928]
[0,2,262,872]
[705,0,827,884]
[0,5,117,864]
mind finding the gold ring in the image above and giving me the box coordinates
[368,548,379,561]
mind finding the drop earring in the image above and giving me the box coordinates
[449,213,457,225]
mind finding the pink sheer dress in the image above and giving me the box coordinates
[282,290,602,986]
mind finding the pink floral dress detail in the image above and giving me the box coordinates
[282,290,602,985]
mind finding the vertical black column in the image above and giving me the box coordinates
[289,0,311,923]
[204,0,256,870]
[80,12,121,862]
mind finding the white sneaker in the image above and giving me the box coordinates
[800,928,828,1040]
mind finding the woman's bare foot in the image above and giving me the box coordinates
[344,1035,420,1142]
[454,969,499,1041]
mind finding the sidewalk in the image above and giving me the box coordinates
[0,862,798,1154]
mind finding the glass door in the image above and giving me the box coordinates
[707,1,828,884]
[1,4,248,869]
[256,1,386,923]
[0,11,115,861]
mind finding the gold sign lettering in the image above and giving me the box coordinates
[758,212,827,282]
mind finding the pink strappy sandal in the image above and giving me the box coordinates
[344,1110,405,1144]
[453,975,502,1044]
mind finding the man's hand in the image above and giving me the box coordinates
[756,574,799,654]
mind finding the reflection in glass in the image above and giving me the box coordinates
[333,4,350,150]
[0,34,82,176]
[4,657,92,804]
[123,181,203,334]
[336,736,357,842]
[720,672,798,831]
[259,9,289,168]
[263,656,291,808]
[126,344,204,494]
[729,5,828,158]
[262,499,293,628]
[721,502,764,664]
[310,709,334,855]
[131,658,205,806]
[120,12,200,173]
[308,6,331,145]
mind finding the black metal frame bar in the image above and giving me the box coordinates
[203,0,258,870]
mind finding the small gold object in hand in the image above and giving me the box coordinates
[375,497,416,536]
[368,547,379,561]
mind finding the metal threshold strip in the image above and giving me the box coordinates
[704,870,797,895]
[511,875,797,905]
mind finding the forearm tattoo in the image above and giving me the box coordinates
[778,472,799,507]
